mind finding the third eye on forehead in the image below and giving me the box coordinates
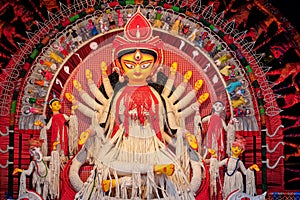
[118,49,158,62]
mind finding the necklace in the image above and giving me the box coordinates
[34,160,48,178]
[225,157,239,177]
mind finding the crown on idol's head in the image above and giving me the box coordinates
[112,7,164,75]
[48,92,61,105]
[232,136,246,150]
[28,138,44,149]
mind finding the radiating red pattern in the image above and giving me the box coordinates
[0,0,299,198]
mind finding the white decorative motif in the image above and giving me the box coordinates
[90,42,98,50]
[0,145,13,153]
[226,189,266,200]
[233,30,248,44]
[192,50,199,59]
[262,125,284,138]
[59,2,71,16]
[0,126,9,136]
[64,66,70,74]
[265,106,283,117]
[262,142,284,153]
[47,11,59,26]
[203,63,210,72]
[26,31,39,45]
[212,11,225,26]
[17,189,43,200]
[241,41,255,54]
[223,20,235,34]
[179,40,185,50]
[202,4,214,20]
[190,0,201,13]
[262,156,285,169]
[74,53,82,62]
[212,74,218,84]
[0,160,13,168]
[55,78,63,88]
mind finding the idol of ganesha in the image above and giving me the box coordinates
[65,9,210,199]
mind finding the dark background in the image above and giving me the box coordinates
[269,0,300,32]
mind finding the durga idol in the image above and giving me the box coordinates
[65,8,209,200]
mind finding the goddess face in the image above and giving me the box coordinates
[231,145,243,157]
[50,100,61,112]
[29,146,43,162]
[212,101,225,114]
[120,49,156,85]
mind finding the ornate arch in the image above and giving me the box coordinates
[0,1,286,198]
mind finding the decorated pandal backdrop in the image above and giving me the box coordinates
[0,0,299,199]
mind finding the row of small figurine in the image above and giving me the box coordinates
[67,8,134,44]
[22,8,246,117]
[20,8,124,117]
[22,21,77,116]
[148,6,252,114]
[48,8,230,71]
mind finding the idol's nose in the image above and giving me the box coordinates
[134,64,142,73]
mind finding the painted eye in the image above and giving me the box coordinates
[125,63,135,69]
[140,63,151,69]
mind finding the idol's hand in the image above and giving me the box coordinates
[185,132,198,150]
[12,168,23,175]
[100,61,114,98]
[78,129,91,145]
[249,164,260,171]
[73,80,82,92]
[170,62,178,77]
[53,141,60,150]
[208,148,217,157]
[101,61,108,75]
[34,120,44,127]
[65,92,76,103]
[162,62,177,97]
[85,69,93,81]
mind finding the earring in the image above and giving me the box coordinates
[151,74,157,83]
[119,75,124,82]
[151,66,163,83]
[113,67,125,83]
